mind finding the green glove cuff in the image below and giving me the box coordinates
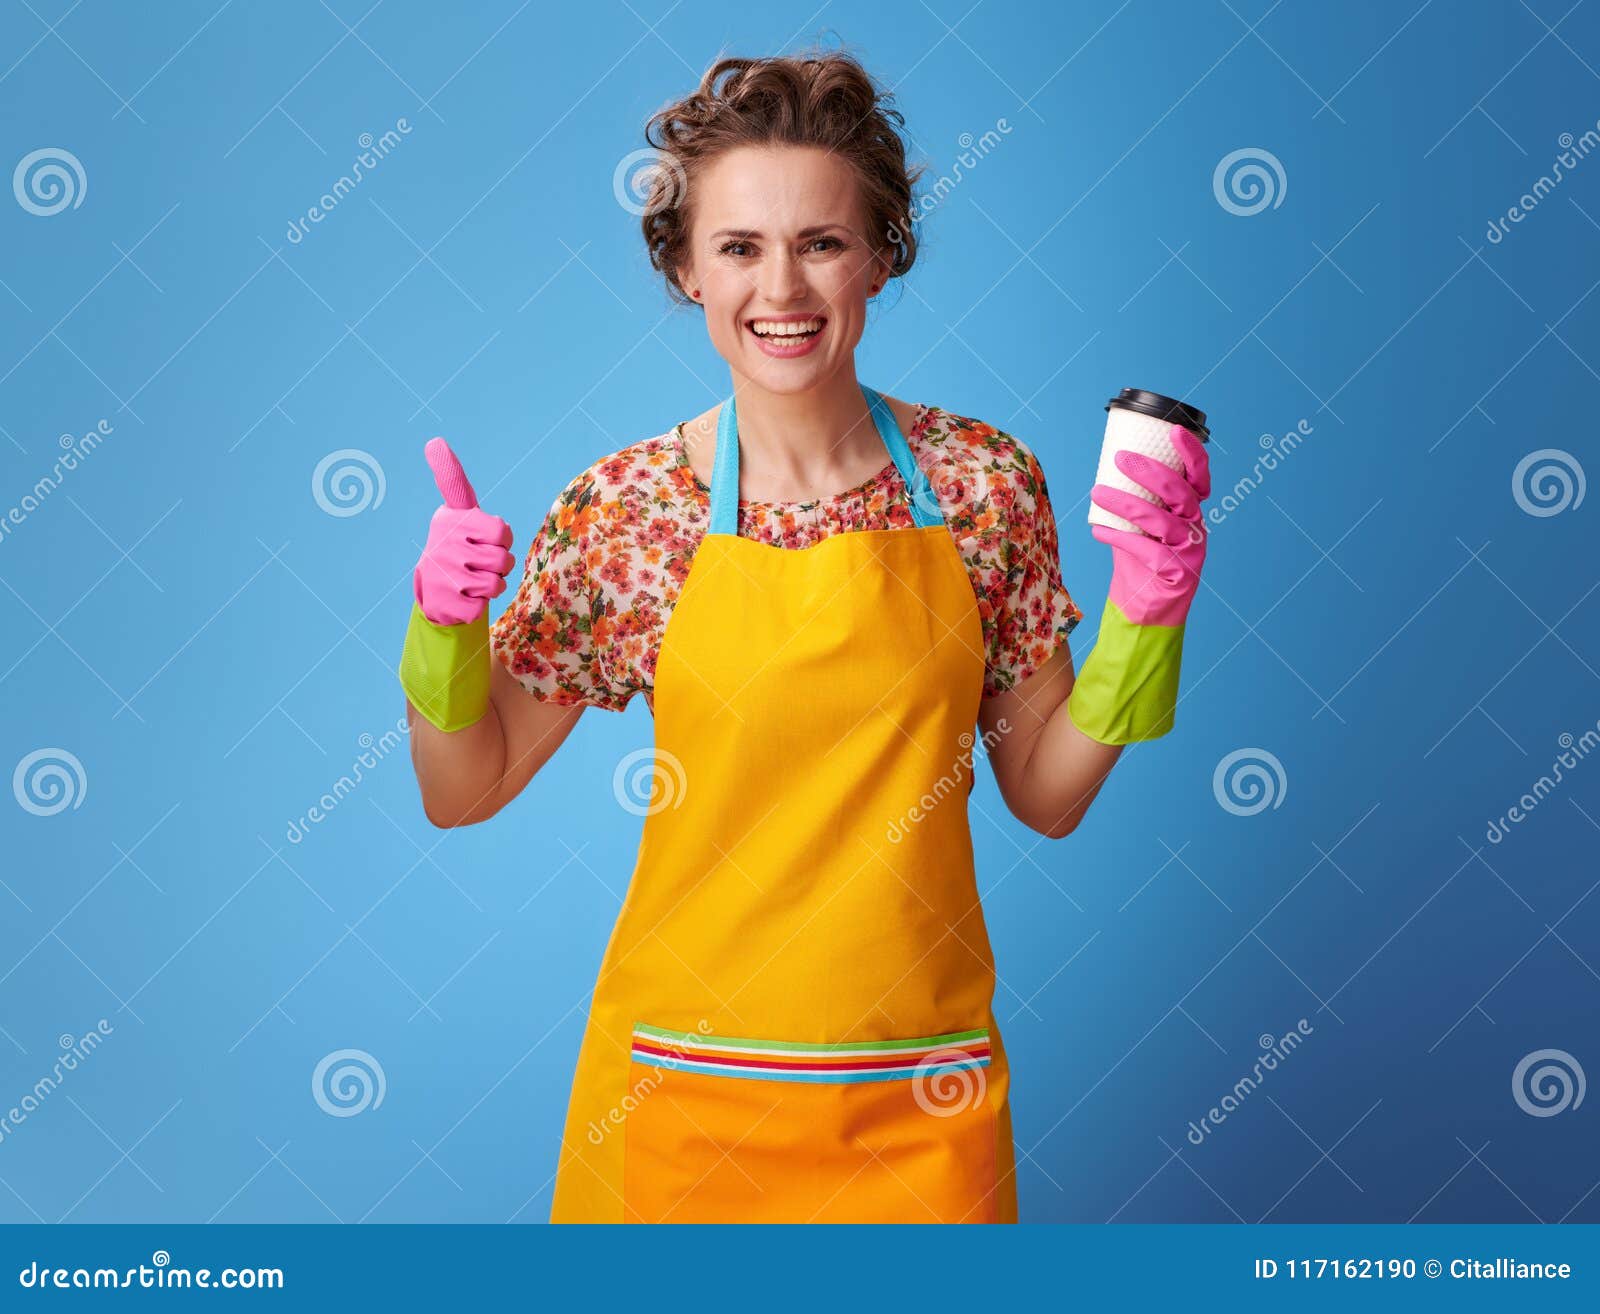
[398,602,492,733]
[1066,597,1185,745]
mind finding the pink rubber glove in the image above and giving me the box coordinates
[413,438,515,627]
[1087,424,1210,626]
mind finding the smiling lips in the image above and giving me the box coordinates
[747,315,827,357]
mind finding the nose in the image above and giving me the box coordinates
[757,247,808,304]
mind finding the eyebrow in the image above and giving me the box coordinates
[708,224,847,240]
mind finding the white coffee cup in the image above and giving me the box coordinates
[1088,389,1210,535]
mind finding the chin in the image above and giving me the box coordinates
[745,360,840,392]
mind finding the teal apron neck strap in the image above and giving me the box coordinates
[708,383,943,537]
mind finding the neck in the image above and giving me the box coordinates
[724,369,884,497]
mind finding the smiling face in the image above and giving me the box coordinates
[675,145,890,395]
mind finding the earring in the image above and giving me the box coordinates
[692,289,701,298]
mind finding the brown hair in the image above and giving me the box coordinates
[639,49,923,306]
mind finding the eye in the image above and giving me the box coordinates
[717,236,844,258]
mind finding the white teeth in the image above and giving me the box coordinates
[750,318,823,337]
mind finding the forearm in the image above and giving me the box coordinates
[1009,704,1123,838]
[1017,593,1187,834]
[398,598,510,826]
[407,694,508,827]
[987,597,1187,838]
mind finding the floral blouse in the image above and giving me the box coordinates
[489,403,1084,713]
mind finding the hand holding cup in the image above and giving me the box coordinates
[1088,424,1210,628]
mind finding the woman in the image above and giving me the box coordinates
[398,51,1210,1224]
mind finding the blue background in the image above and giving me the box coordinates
[0,0,1596,1226]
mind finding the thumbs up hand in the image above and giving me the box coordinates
[413,438,515,627]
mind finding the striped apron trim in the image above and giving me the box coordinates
[630,1022,992,1085]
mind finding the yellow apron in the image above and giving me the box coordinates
[550,383,1017,1224]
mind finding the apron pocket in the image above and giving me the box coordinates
[621,1022,998,1224]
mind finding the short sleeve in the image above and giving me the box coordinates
[490,469,634,712]
[983,443,1083,697]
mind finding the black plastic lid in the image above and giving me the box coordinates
[1105,388,1209,440]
